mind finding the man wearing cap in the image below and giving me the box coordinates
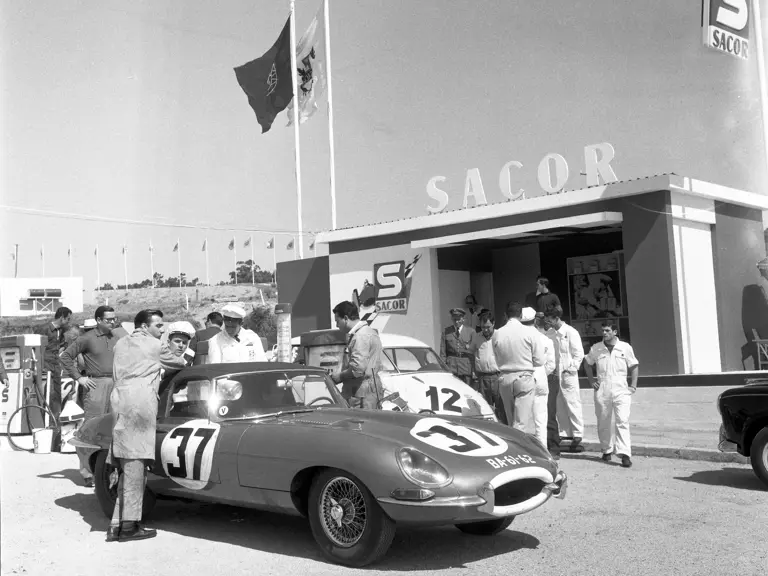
[492,302,546,431]
[440,308,474,386]
[330,300,384,410]
[464,295,486,333]
[520,307,556,450]
[107,309,188,542]
[543,304,585,453]
[206,304,266,364]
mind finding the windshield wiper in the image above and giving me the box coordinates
[262,408,315,419]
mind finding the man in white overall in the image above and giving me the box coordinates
[520,307,555,450]
[584,323,640,468]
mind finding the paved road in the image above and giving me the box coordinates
[2,450,766,576]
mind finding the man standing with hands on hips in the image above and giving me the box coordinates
[584,323,639,468]
[330,301,384,410]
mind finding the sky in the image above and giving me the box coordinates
[2,0,767,290]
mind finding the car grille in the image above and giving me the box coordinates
[494,478,546,507]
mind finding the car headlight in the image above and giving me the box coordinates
[396,448,452,489]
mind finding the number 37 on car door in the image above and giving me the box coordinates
[160,420,221,490]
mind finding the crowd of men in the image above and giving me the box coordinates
[438,276,640,468]
[29,302,265,542]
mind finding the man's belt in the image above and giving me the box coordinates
[476,370,500,376]
[447,353,473,359]
[86,374,113,379]
[499,369,533,375]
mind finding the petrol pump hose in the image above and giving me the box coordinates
[6,350,60,453]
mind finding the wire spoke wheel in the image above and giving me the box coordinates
[319,477,368,547]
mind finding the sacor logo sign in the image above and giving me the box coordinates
[702,0,751,61]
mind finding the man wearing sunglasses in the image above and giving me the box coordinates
[61,305,126,486]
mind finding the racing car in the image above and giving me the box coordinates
[71,362,567,567]
[292,331,499,421]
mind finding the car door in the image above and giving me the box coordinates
[149,375,223,493]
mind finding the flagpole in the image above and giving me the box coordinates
[123,244,129,290]
[753,0,768,183]
[289,0,305,260]
[95,245,101,291]
[13,244,18,278]
[177,238,183,288]
[250,235,255,285]
[324,0,338,230]
[68,244,73,277]
[205,236,210,286]
[272,239,277,287]
[41,245,45,277]
[233,236,238,285]
[150,241,156,288]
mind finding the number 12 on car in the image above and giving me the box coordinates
[425,386,462,413]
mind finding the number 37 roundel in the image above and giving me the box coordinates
[160,419,221,490]
[410,417,508,457]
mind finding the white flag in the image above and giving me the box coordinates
[286,3,327,126]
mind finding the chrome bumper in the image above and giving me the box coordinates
[477,469,568,517]
[718,425,738,453]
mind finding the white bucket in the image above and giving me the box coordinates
[32,427,54,454]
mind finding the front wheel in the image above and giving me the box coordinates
[308,468,396,567]
[455,516,514,535]
[93,450,157,520]
[749,427,768,488]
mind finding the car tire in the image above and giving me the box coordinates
[308,468,396,567]
[93,450,157,520]
[455,516,515,535]
[749,427,768,488]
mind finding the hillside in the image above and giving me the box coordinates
[0,284,279,342]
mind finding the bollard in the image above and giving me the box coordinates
[274,303,293,363]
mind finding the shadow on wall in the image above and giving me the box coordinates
[740,283,768,369]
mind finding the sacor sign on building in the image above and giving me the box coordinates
[702,0,751,60]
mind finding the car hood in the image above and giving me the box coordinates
[379,371,495,416]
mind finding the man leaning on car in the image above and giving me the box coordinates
[330,301,384,410]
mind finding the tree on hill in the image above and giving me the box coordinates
[228,260,274,285]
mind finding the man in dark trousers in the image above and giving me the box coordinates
[33,306,72,451]
[330,301,384,409]
[61,305,125,486]
[440,308,474,386]
[187,311,223,365]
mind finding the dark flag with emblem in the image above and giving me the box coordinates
[234,17,293,133]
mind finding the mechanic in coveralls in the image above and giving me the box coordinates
[330,301,384,410]
[106,310,188,542]
[440,308,474,386]
[583,322,639,468]
[519,307,556,450]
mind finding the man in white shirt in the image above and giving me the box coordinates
[469,310,504,422]
[584,323,639,468]
[206,303,267,364]
[543,304,585,452]
[492,302,545,431]
[520,307,555,450]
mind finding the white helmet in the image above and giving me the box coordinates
[167,321,196,339]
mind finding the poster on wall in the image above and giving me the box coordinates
[567,252,629,341]
[351,254,422,317]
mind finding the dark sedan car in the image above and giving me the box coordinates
[71,362,567,566]
[717,378,768,488]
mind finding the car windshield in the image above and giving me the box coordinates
[382,347,450,373]
[171,370,346,421]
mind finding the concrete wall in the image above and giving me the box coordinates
[712,203,767,371]
[276,257,331,336]
[437,270,470,326]
[621,192,681,376]
[328,244,442,349]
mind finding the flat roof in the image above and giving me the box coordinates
[316,174,768,245]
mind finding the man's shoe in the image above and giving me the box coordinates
[106,526,120,542]
[118,522,157,542]
[83,477,94,488]
[602,453,612,462]
[620,455,632,468]
[570,437,585,453]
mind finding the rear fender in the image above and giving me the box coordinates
[73,413,115,451]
